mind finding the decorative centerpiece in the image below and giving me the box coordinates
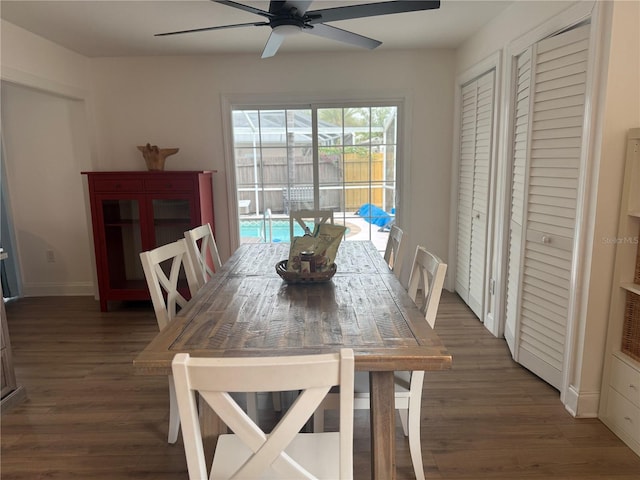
[137,143,179,171]
[276,260,337,284]
[276,223,346,284]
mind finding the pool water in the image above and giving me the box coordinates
[240,219,348,243]
[239,220,294,242]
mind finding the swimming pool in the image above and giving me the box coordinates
[239,219,295,242]
[240,219,349,243]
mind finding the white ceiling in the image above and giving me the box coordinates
[0,0,514,58]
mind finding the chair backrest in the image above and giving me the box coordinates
[184,223,222,290]
[383,225,404,277]
[289,209,334,238]
[172,349,355,480]
[407,246,447,329]
[140,239,199,331]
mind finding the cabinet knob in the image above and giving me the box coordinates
[541,235,551,244]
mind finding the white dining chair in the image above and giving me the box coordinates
[184,223,222,291]
[289,209,334,238]
[383,224,405,278]
[185,223,281,418]
[140,238,199,444]
[407,245,447,329]
[314,246,447,480]
[172,349,355,480]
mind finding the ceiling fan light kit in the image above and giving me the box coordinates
[155,0,441,58]
[273,24,302,37]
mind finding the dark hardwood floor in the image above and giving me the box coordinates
[1,291,639,479]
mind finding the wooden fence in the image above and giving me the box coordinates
[235,151,391,214]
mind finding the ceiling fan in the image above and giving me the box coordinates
[156,0,441,58]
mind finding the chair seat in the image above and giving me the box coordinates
[347,371,411,410]
[353,370,410,396]
[211,432,342,479]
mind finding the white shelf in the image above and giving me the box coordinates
[600,129,640,457]
[622,283,640,296]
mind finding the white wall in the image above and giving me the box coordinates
[1,84,95,295]
[1,20,91,94]
[456,1,577,74]
[576,0,640,415]
[1,20,96,296]
[88,50,456,268]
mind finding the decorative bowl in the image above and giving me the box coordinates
[275,260,337,284]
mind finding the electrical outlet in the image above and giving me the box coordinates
[46,249,55,263]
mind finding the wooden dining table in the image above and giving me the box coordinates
[134,240,452,480]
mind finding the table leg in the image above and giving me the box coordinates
[369,371,396,480]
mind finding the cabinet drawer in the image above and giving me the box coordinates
[607,387,640,442]
[611,355,640,407]
[92,178,143,192]
[144,178,193,192]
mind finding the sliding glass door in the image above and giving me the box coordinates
[231,104,399,251]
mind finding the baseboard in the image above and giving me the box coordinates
[563,384,600,418]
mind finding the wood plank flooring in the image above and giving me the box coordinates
[2,292,639,479]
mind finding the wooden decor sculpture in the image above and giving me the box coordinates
[137,143,179,171]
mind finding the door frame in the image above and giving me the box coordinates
[220,92,410,252]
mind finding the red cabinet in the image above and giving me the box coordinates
[83,171,214,311]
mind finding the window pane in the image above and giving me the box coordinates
[288,109,313,147]
[318,147,343,184]
[259,110,287,147]
[319,183,342,212]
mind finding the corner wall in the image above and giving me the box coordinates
[1,20,96,296]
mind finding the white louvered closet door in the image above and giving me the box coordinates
[505,24,590,390]
[456,70,495,320]
[504,48,532,353]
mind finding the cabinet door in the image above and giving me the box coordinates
[148,195,197,248]
[95,195,147,291]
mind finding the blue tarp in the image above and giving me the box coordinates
[356,203,394,228]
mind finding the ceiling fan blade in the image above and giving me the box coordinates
[261,31,286,58]
[305,23,381,50]
[215,0,274,18]
[306,0,440,25]
[155,21,269,37]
